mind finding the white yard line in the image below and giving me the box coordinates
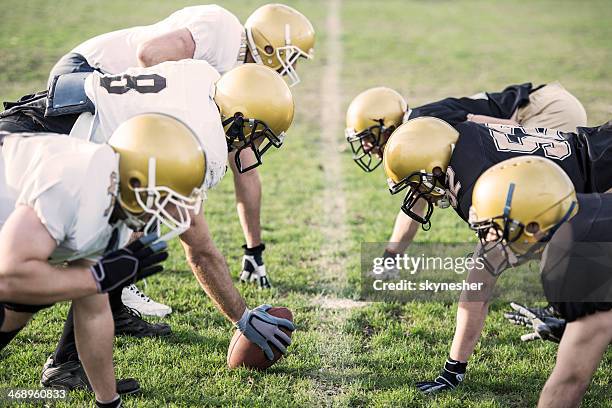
[317,0,348,294]
[308,1,365,405]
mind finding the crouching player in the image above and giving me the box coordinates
[0,113,208,407]
[469,156,612,407]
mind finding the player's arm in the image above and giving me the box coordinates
[0,206,98,303]
[385,199,426,254]
[137,28,196,67]
[179,210,247,321]
[467,114,518,126]
[0,206,167,305]
[179,210,294,360]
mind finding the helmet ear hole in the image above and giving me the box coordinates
[129,177,141,189]
[264,45,274,55]
[432,166,444,178]
[525,222,540,234]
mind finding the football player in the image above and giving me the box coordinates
[382,118,612,393]
[47,3,316,301]
[346,84,588,332]
[345,83,585,173]
[0,113,207,407]
[469,156,612,407]
[0,61,296,392]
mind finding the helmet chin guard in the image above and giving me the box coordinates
[123,158,205,242]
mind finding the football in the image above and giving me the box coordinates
[227,307,294,370]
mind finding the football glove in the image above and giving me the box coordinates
[503,302,566,343]
[235,304,295,360]
[239,243,271,288]
[416,358,467,394]
[90,234,168,293]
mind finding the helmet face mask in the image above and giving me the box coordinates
[274,42,312,86]
[469,180,577,275]
[120,157,205,241]
[223,113,285,173]
[345,122,395,172]
[388,169,446,229]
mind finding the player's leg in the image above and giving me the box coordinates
[538,308,612,408]
[0,303,33,350]
[0,303,53,351]
[71,293,118,404]
[43,303,141,394]
[228,151,269,288]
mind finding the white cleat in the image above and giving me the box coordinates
[121,284,172,318]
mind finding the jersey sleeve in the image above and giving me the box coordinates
[409,98,472,125]
[17,180,76,245]
[409,83,536,125]
[165,6,243,73]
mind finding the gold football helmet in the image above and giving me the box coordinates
[214,64,294,173]
[470,156,578,254]
[345,87,407,172]
[383,117,459,227]
[108,113,206,241]
[245,3,315,87]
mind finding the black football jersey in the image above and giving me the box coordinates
[540,193,612,319]
[447,121,595,222]
[408,83,538,125]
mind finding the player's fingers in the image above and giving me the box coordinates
[520,332,540,342]
[260,342,275,361]
[273,317,295,332]
[134,241,167,259]
[127,233,157,253]
[139,251,169,269]
[269,337,287,355]
[274,329,292,346]
[136,265,164,281]
[504,313,530,326]
[510,302,536,319]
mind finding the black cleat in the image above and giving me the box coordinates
[41,356,140,395]
[113,305,172,338]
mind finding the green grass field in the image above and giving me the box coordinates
[1,0,611,407]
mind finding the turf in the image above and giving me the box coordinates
[0,0,610,407]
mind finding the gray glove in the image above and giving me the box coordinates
[235,304,295,360]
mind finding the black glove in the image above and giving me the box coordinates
[504,302,566,343]
[90,233,168,293]
[416,358,467,394]
[239,243,271,289]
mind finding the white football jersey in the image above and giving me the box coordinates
[0,134,131,264]
[83,60,228,189]
[72,5,244,75]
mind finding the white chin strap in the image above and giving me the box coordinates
[245,25,313,87]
